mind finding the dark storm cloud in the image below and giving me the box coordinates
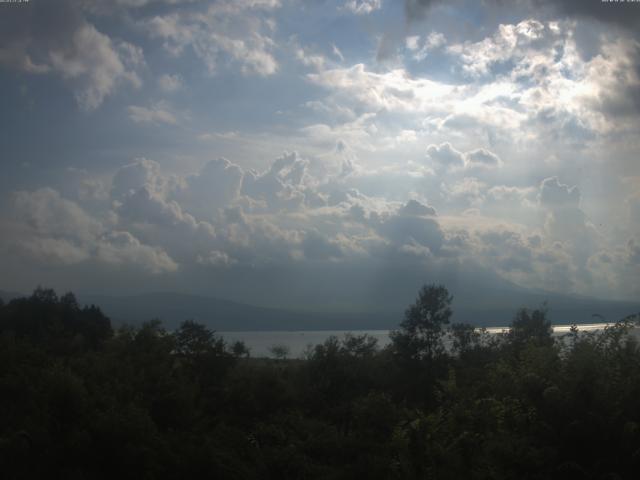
[0,0,143,109]
[0,1,83,71]
[404,0,438,22]
[535,0,640,29]
[405,0,640,29]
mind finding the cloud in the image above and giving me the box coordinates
[398,199,437,217]
[241,152,310,211]
[175,158,244,219]
[6,187,177,273]
[581,40,640,120]
[406,32,446,60]
[145,1,279,76]
[425,143,502,172]
[96,231,178,273]
[0,1,143,110]
[447,19,547,79]
[465,148,503,169]
[534,0,640,29]
[197,250,237,267]
[14,188,102,244]
[302,230,343,260]
[308,64,454,113]
[404,0,640,29]
[538,177,599,269]
[157,73,183,92]
[539,176,580,209]
[294,46,326,71]
[425,142,465,170]
[304,17,636,156]
[18,237,91,267]
[332,44,345,62]
[111,158,167,201]
[404,0,438,22]
[128,102,178,125]
[377,202,444,255]
[1,141,635,303]
[117,187,198,229]
[342,0,382,15]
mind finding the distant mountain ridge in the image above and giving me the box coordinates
[78,292,395,331]
[0,290,24,303]
[78,290,640,331]
[2,289,639,331]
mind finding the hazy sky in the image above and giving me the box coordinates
[1,0,639,310]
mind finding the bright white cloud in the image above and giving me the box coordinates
[0,0,638,306]
[342,0,382,15]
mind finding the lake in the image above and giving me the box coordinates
[219,323,632,358]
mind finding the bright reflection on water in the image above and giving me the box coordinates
[220,323,638,358]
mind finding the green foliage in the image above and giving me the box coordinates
[268,343,290,360]
[508,305,554,350]
[391,284,453,361]
[1,286,640,479]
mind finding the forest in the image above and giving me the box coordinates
[1,285,640,479]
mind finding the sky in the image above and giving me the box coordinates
[0,0,639,313]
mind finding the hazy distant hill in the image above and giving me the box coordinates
[79,290,640,331]
[78,292,395,331]
[3,288,638,331]
[0,290,24,303]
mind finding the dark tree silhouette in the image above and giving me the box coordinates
[2,285,640,479]
[391,283,453,361]
[508,304,553,349]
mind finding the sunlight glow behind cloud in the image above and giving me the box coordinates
[0,0,639,309]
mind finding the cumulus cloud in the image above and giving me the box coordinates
[111,158,167,200]
[175,158,244,219]
[145,1,279,76]
[96,231,178,273]
[241,152,310,211]
[342,0,382,15]
[447,19,547,79]
[425,143,465,170]
[308,64,454,113]
[377,201,444,255]
[465,149,502,169]
[6,187,177,273]
[537,177,600,272]
[425,143,502,172]
[0,1,143,109]
[539,176,580,209]
[1,142,635,303]
[398,199,437,217]
[406,32,446,60]
[305,16,639,161]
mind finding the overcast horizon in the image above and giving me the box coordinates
[1,0,639,314]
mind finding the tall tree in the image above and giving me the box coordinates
[391,284,453,361]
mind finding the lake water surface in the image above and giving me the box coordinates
[220,323,631,358]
